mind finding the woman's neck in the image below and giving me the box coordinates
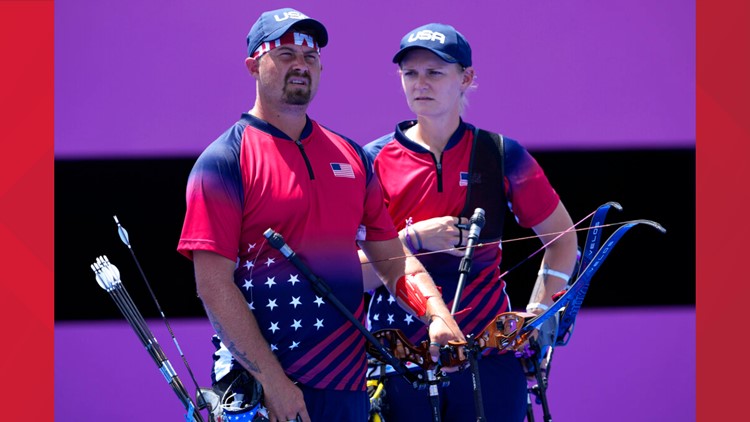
[405,115,461,156]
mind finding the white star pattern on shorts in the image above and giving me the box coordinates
[264,257,276,267]
[265,276,276,288]
[288,274,300,286]
[291,319,302,331]
[290,296,302,308]
[314,318,324,330]
[269,322,280,333]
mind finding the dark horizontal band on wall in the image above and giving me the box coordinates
[55,148,695,321]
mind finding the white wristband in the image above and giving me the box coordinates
[538,268,570,283]
[526,302,549,312]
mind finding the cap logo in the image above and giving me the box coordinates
[274,10,309,22]
[408,30,446,44]
[293,33,316,48]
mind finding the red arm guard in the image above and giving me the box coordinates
[395,273,440,317]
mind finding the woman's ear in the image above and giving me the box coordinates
[461,66,475,88]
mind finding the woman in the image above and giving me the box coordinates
[361,23,579,422]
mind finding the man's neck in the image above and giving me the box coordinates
[250,101,309,141]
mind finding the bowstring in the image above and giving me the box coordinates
[362,219,638,274]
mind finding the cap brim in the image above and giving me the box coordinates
[392,46,458,64]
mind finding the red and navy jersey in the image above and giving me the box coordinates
[178,113,397,391]
[365,120,559,347]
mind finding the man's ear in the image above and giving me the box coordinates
[245,56,260,79]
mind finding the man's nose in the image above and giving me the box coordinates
[291,53,310,72]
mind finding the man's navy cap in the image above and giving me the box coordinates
[246,8,328,57]
[392,23,472,67]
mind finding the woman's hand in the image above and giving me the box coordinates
[407,216,468,257]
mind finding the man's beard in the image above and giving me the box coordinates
[282,71,312,105]
[283,85,311,105]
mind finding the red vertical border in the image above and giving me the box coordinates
[697,0,750,420]
[0,1,54,421]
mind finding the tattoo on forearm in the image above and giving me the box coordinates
[227,342,261,373]
[205,307,261,374]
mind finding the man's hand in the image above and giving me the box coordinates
[261,377,310,422]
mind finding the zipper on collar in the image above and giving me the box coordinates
[430,153,443,192]
[294,139,315,180]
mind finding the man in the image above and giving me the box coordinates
[177,8,463,422]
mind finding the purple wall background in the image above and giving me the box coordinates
[55,0,695,158]
[55,308,695,421]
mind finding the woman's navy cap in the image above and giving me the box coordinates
[246,8,328,57]
[392,23,472,67]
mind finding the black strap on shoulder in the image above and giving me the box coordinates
[459,128,507,241]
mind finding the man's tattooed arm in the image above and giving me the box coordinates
[206,306,261,374]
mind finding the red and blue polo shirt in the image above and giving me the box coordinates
[178,113,397,390]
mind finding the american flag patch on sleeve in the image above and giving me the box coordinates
[330,163,355,178]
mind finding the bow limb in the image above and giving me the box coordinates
[576,202,623,280]
[472,217,666,353]
[498,202,608,280]
[523,219,666,336]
